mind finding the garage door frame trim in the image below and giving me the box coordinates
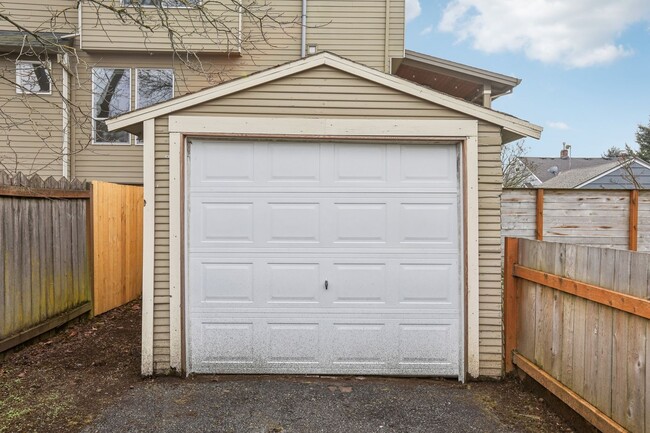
[164,116,480,379]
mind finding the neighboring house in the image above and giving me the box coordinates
[520,156,650,189]
[1,1,543,380]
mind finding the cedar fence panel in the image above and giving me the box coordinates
[92,180,143,315]
[505,238,650,433]
[502,188,649,251]
[0,173,92,353]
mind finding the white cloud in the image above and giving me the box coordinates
[420,25,433,36]
[548,121,570,130]
[406,0,422,22]
[438,0,650,67]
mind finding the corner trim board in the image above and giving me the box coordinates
[141,119,155,376]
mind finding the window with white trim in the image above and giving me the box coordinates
[16,61,51,94]
[121,0,200,7]
[92,68,131,144]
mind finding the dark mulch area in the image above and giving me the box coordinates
[0,300,143,433]
[1,300,576,433]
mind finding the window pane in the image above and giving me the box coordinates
[92,68,131,143]
[17,62,51,94]
[137,69,174,109]
[95,119,130,143]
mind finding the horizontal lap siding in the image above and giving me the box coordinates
[151,66,505,376]
[0,1,75,32]
[477,121,504,377]
[389,0,405,59]
[0,58,65,177]
[154,116,171,370]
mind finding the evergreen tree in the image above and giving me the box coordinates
[636,117,650,162]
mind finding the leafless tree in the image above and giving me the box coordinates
[0,0,304,175]
[502,139,537,188]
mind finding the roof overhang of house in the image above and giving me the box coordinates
[107,51,542,141]
[0,30,74,54]
[393,50,521,103]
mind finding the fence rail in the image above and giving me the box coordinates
[505,238,650,433]
[0,173,144,353]
[502,188,650,252]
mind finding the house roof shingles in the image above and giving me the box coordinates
[521,157,617,183]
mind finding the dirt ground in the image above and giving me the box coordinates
[1,300,575,433]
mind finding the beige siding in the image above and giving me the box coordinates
[389,0,405,59]
[151,65,506,377]
[0,1,75,33]
[80,2,241,53]
[0,57,65,177]
[477,121,504,377]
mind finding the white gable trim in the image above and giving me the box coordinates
[107,52,542,139]
[576,158,650,189]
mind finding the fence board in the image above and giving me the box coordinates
[0,172,92,352]
[502,189,650,251]
[507,238,650,433]
[92,181,143,316]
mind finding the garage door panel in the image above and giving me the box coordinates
[190,196,458,250]
[189,318,459,375]
[190,257,458,311]
[189,140,457,190]
[188,141,461,376]
[268,202,321,243]
[400,144,457,188]
[267,262,321,304]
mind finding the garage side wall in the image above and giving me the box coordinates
[150,66,504,377]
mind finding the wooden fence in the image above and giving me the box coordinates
[505,238,650,433]
[0,173,144,353]
[502,188,650,251]
[0,173,92,353]
[92,181,143,315]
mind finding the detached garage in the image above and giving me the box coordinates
[107,52,541,380]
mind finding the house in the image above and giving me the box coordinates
[520,151,650,189]
[1,1,542,380]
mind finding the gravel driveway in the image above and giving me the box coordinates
[81,375,574,433]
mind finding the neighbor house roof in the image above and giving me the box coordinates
[521,157,615,183]
[107,51,542,141]
[394,50,521,103]
[521,156,650,188]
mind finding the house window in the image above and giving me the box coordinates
[121,0,200,7]
[136,69,174,109]
[92,68,131,144]
[16,61,51,94]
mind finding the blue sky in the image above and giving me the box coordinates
[404,0,650,157]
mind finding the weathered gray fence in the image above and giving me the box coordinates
[0,172,92,353]
[505,238,650,433]
[502,189,650,251]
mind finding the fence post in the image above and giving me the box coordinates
[536,189,544,241]
[629,189,638,251]
[504,237,519,373]
[87,182,95,317]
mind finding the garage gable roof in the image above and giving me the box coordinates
[107,52,542,140]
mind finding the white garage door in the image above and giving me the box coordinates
[186,140,461,376]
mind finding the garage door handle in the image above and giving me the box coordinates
[325,280,328,290]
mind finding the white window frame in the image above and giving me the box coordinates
[16,60,52,95]
[91,67,132,145]
[135,68,175,145]
[120,0,201,8]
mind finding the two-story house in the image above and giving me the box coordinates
[0,0,542,380]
